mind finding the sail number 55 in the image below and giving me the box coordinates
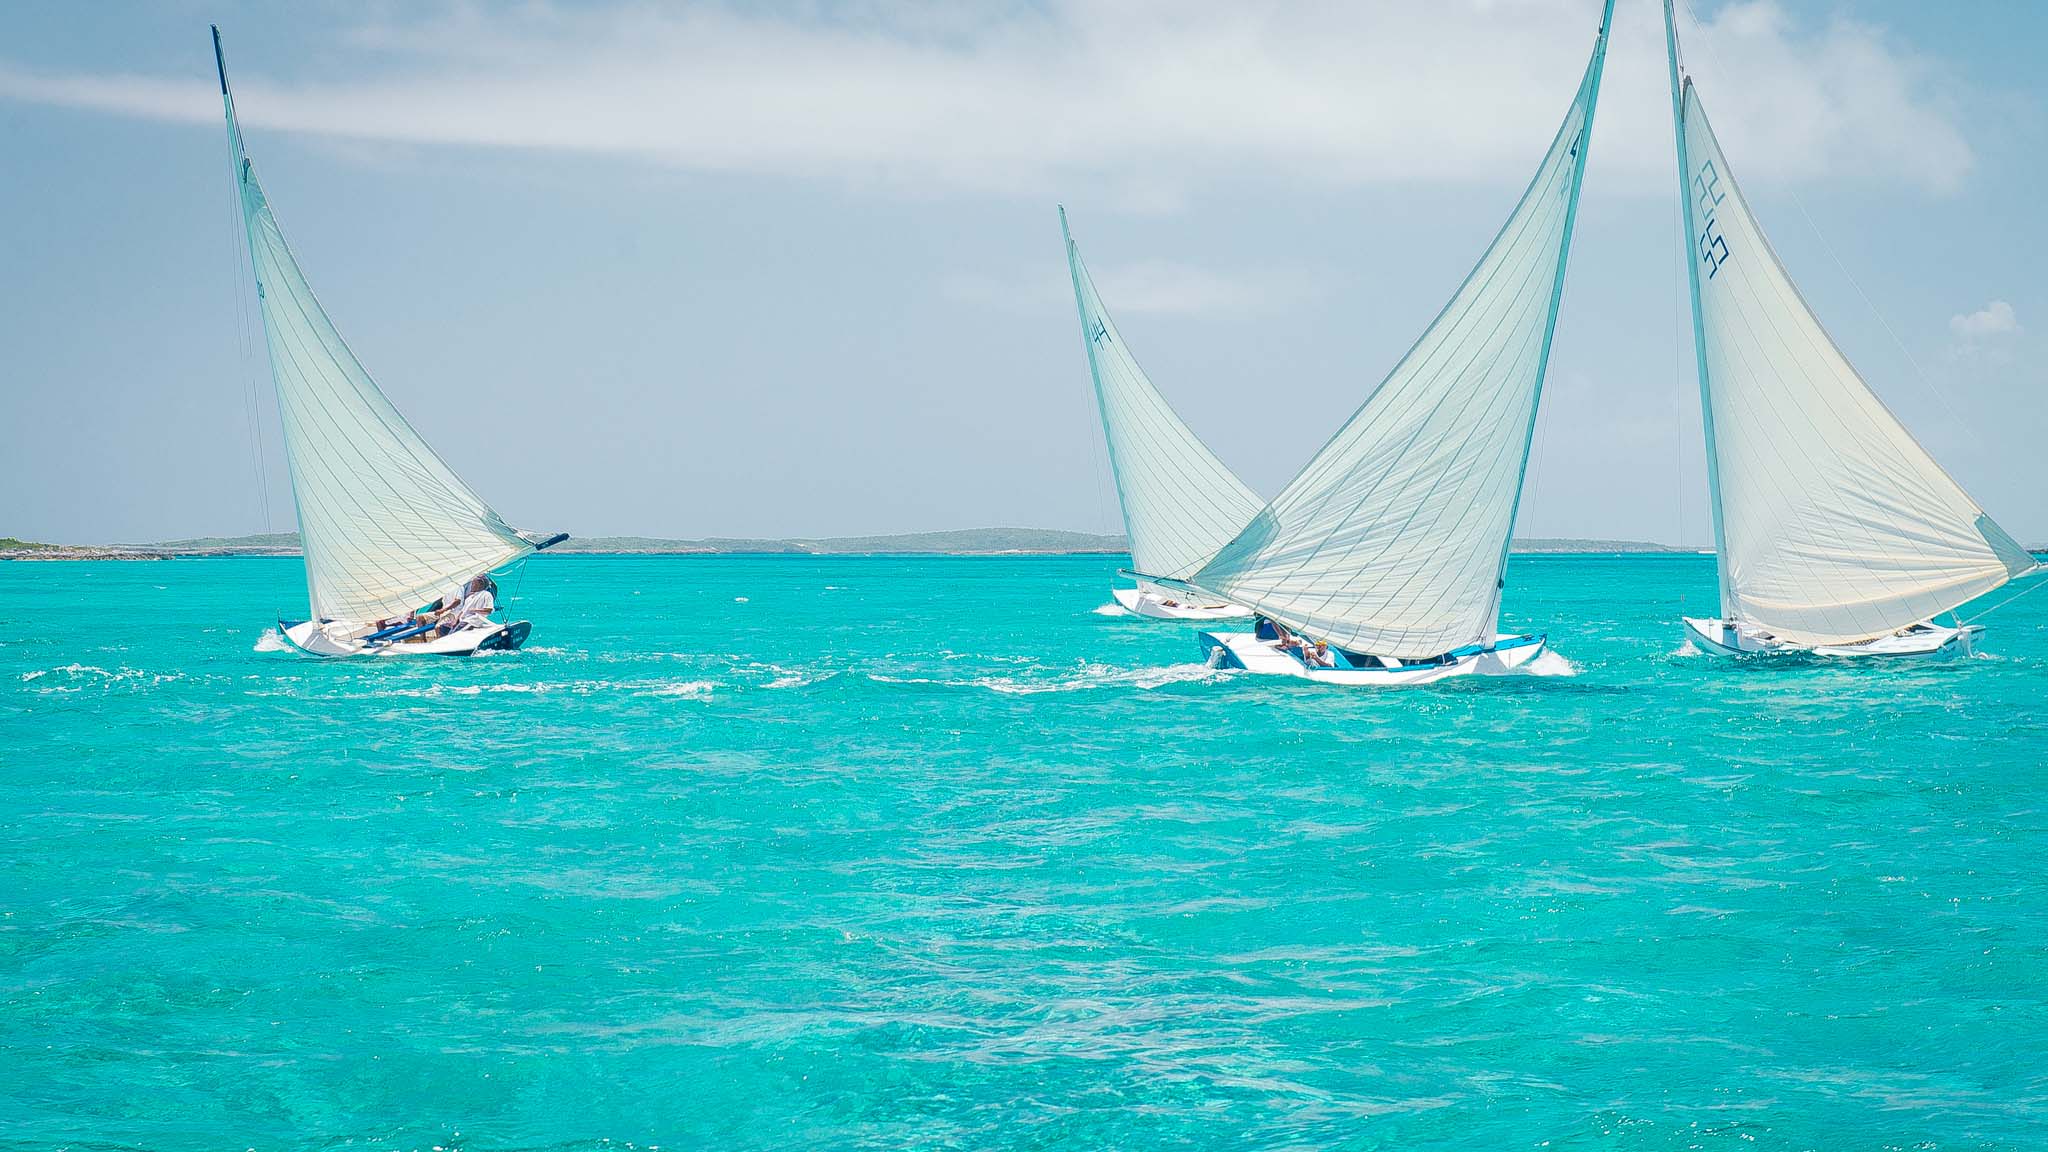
[1694,160,1730,279]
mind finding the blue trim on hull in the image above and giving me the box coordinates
[1201,630,1547,675]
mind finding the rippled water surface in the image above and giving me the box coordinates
[3,554,2046,1150]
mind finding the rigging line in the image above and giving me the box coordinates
[1706,99,2010,640]
[1355,294,1557,637]
[1961,565,2048,625]
[1245,160,1568,611]
[1285,190,1569,628]
[1671,0,1989,462]
[1680,69,1965,637]
[1671,144,1689,553]
[1084,254,1255,577]
[1072,254,1140,562]
[258,225,523,581]
[253,196,512,546]
[1782,189,1987,449]
[1099,332,1249,559]
[1521,356,1554,548]
[224,147,274,534]
[1677,0,1990,497]
[508,553,532,610]
[1673,6,1865,637]
[1269,126,1572,548]
[1226,67,1593,590]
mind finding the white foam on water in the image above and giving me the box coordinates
[937,650,1033,664]
[410,677,720,699]
[985,661,1228,694]
[431,682,548,696]
[874,661,1225,695]
[18,663,177,693]
[1521,650,1579,678]
[760,665,845,690]
[651,680,716,698]
[252,630,289,653]
[1092,602,1132,617]
[1671,640,1702,658]
[734,596,750,603]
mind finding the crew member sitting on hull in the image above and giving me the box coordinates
[375,587,460,633]
[1255,615,1323,663]
[436,574,498,637]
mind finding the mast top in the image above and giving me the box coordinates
[211,25,229,96]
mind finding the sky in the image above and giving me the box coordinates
[2,0,2043,546]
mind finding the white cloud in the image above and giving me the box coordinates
[1950,299,2019,339]
[0,0,1975,198]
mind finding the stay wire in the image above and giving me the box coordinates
[1677,0,1988,459]
[1962,566,2048,626]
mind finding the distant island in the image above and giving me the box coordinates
[2,528,1716,560]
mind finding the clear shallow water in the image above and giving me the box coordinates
[3,553,2045,1150]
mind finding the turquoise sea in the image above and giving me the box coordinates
[3,553,2045,1150]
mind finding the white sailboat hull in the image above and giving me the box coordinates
[1112,586,1254,621]
[1682,617,1978,661]
[280,618,532,658]
[1199,631,1548,686]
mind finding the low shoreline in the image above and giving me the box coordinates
[3,544,1722,561]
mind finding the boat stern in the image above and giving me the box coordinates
[476,621,532,652]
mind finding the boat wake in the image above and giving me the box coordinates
[419,678,717,699]
[870,661,1224,695]
[1092,602,1132,617]
[1671,640,1701,658]
[18,664,182,693]
[252,629,289,653]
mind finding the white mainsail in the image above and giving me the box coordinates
[215,29,551,624]
[1185,4,1612,659]
[1664,5,2035,647]
[1060,209,1264,584]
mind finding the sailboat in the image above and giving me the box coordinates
[1145,0,1614,684]
[1661,2,2038,660]
[213,28,565,657]
[1060,209,1260,620]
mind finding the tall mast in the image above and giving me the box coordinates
[1483,0,1616,636]
[214,24,320,610]
[1663,0,1732,618]
[212,26,246,162]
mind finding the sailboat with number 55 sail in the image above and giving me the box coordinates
[212,27,566,657]
[1660,1,2039,660]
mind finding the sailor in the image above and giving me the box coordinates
[422,576,484,637]
[452,575,498,632]
[1268,619,1297,650]
[413,590,450,626]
